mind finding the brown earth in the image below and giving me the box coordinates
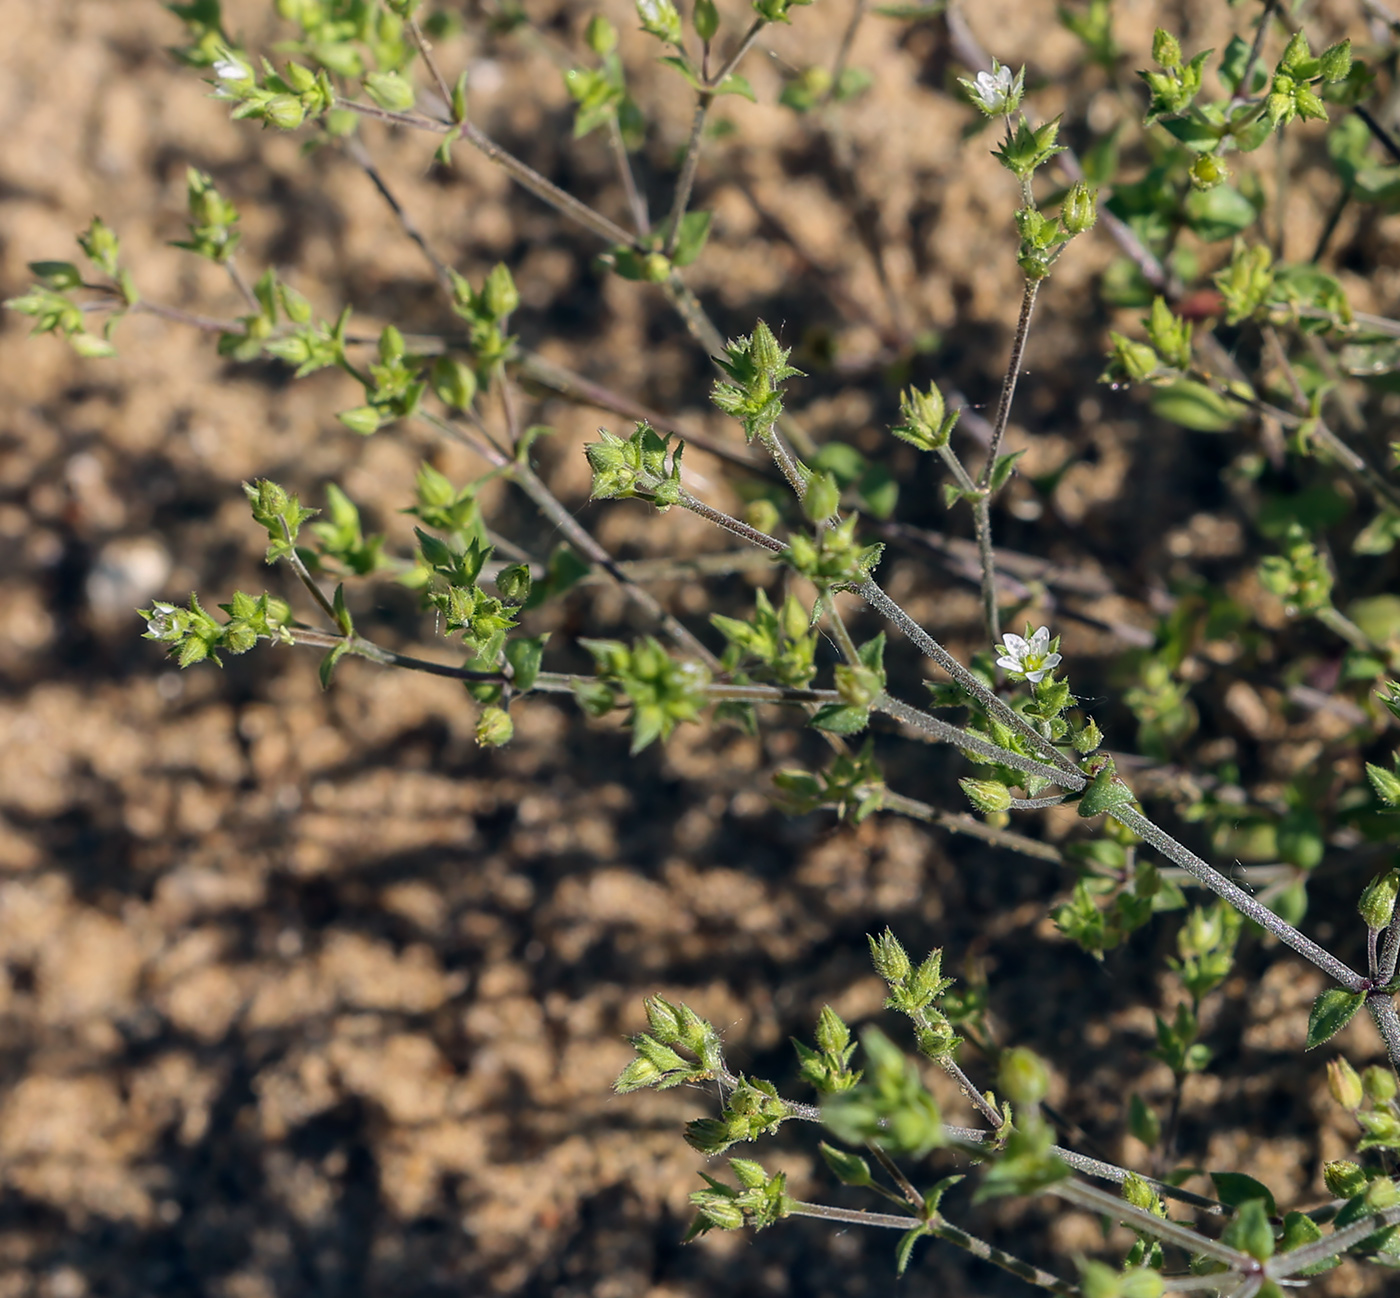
[2,1,1400,1296]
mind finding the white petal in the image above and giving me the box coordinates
[1042,652,1063,669]
[995,655,1021,673]
[1029,625,1051,646]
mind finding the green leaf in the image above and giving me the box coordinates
[1182,184,1257,242]
[811,703,870,734]
[1077,762,1135,818]
[895,1223,929,1276]
[988,449,1026,493]
[672,210,713,267]
[1210,1172,1277,1218]
[505,634,547,692]
[1306,987,1364,1050]
[1149,381,1244,432]
[319,640,350,690]
[331,582,353,634]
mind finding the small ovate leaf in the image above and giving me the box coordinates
[1210,1172,1277,1219]
[319,640,350,690]
[988,449,1026,493]
[1306,987,1365,1050]
[505,634,547,692]
[1149,381,1245,432]
[811,703,870,735]
[673,210,713,267]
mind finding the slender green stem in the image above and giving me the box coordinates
[1050,1179,1253,1269]
[864,1142,923,1210]
[826,0,868,98]
[1112,805,1365,991]
[785,1201,1078,1295]
[608,115,650,235]
[1266,1200,1400,1277]
[936,1054,1004,1128]
[665,97,712,259]
[1365,993,1400,1074]
[408,14,454,113]
[856,579,1084,782]
[672,484,1084,784]
[335,98,640,249]
[972,278,1040,647]
[708,18,767,88]
[880,792,1065,863]
[224,255,261,313]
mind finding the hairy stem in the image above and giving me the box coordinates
[1112,805,1365,991]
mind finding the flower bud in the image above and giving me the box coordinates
[431,355,478,410]
[364,71,416,113]
[78,217,121,276]
[959,778,1012,815]
[483,263,519,319]
[1319,39,1352,82]
[1152,27,1181,69]
[495,563,532,603]
[834,662,881,708]
[1060,181,1097,234]
[1359,868,1400,931]
[1323,1160,1367,1197]
[264,94,308,130]
[1363,1064,1398,1104]
[1190,154,1229,191]
[586,14,618,53]
[998,1046,1050,1107]
[745,498,781,535]
[1328,1057,1364,1110]
[815,1005,850,1056]
[868,928,911,985]
[1121,1172,1160,1213]
[693,0,719,41]
[337,405,384,436]
[476,704,514,747]
[802,470,840,523]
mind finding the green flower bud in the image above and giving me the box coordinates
[802,470,840,523]
[1319,39,1352,82]
[998,1047,1050,1107]
[643,251,671,283]
[834,662,881,708]
[1152,27,1181,69]
[496,563,532,603]
[746,498,781,535]
[482,263,519,319]
[1060,181,1097,235]
[1363,1065,1398,1104]
[814,1005,851,1056]
[78,217,121,277]
[278,282,312,323]
[338,405,385,436]
[378,324,405,363]
[364,71,416,113]
[868,928,912,985]
[1121,1172,1161,1213]
[586,14,618,53]
[1328,1057,1364,1110]
[1189,154,1229,190]
[431,355,478,410]
[1323,1160,1367,1198]
[694,0,719,41]
[283,61,318,95]
[959,778,1012,815]
[476,704,514,747]
[264,94,308,130]
[1365,1175,1400,1209]
[1359,868,1400,931]
[892,383,957,451]
[636,0,683,44]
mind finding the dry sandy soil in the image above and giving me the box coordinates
[3,1,1400,1295]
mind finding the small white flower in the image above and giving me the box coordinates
[212,53,252,84]
[996,625,1061,683]
[959,58,1025,117]
[143,602,180,639]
